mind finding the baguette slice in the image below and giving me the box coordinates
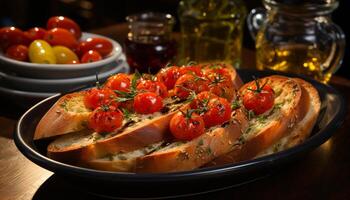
[258,78,321,156]
[83,75,306,173]
[86,109,248,173]
[34,91,91,140]
[208,76,306,165]
[47,105,182,164]
[35,65,242,140]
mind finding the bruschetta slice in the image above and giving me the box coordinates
[43,64,243,164]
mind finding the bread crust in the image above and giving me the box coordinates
[209,76,306,165]
[135,109,248,173]
[47,110,178,163]
[34,91,91,140]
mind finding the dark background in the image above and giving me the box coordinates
[0,0,348,78]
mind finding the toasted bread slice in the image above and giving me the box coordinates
[35,65,242,140]
[135,109,248,173]
[82,75,306,173]
[85,109,248,173]
[208,76,306,165]
[34,91,91,140]
[47,104,183,164]
[258,78,321,156]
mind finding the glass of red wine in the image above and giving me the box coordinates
[125,12,177,74]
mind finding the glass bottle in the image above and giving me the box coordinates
[177,0,246,68]
[247,0,345,83]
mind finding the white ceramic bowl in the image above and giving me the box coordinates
[0,59,129,93]
[0,32,123,79]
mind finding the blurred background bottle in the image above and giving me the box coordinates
[177,0,247,68]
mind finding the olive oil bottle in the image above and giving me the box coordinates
[177,0,246,68]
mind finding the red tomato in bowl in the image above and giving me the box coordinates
[5,44,28,61]
[81,50,102,63]
[44,28,78,49]
[47,16,81,39]
[0,27,30,49]
[25,27,46,42]
[77,37,113,57]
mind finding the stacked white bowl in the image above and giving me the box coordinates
[0,32,129,106]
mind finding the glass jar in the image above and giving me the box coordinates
[125,12,176,73]
[247,0,345,83]
[177,0,246,68]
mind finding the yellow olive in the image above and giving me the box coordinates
[28,40,56,64]
[52,45,79,64]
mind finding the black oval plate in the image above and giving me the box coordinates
[14,69,346,199]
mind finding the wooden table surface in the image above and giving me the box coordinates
[1,25,350,200]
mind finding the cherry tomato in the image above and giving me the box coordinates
[202,97,232,128]
[84,88,118,110]
[47,16,81,39]
[104,73,131,92]
[203,65,231,78]
[5,45,28,61]
[44,28,78,49]
[25,27,46,42]
[156,66,181,90]
[174,73,209,100]
[242,83,275,115]
[52,45,79,64]
[170,111,205,140]
[28,40,56,64]
[88,105,123,133]
[77,37,113,57]
[190,91,218,109]
[206,72,235,101]
[179,65,203,77]
[133,92,163,114]
[81,50,102,63]
[136,79,168,98]
[0,27,30,49]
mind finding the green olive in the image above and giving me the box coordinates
[28,40,56,64]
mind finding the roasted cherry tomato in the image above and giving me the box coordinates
[104,73,131,92]
[88,105,123,133]
[28,40,56,64]
[84,88,118,110]
[77,37,113,57]
[0,27,30,49]
[202,97,232,128]
[133,92,163,114]
[47,16,81,39]
[136,79,168,98]
[81,50,102,63]
[190,91,218,109]
[25,27,46,42]
[174,73,209,100]
[156,66,181,90]
[179,65,203,77]
[5,45,28,61]
[170,110,205,140]
[44,28,78,49]
[203,65,231,78]
[52,45,79,64]
[206,72,235,101]
[242,81,274,115]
